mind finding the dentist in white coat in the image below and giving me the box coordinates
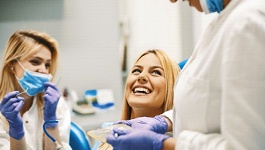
[106,0,265,150]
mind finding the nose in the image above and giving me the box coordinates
[137,76,148,83]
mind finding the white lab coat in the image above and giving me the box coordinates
[166,0,265,149]
[0,97,72,150]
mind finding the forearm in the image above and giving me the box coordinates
[162,137,175,150]
[10,136,27,150]
[44,126,63,150]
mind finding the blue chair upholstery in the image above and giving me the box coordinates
[69,122,91,150]
[178,59,188,70]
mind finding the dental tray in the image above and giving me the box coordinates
[87,124,131,143]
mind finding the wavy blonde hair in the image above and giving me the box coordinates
[121,49,180,120]
[0,29,59,109]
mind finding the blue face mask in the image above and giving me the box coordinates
[200,0,224,14]
[16,60,53,96]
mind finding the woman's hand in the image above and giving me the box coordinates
[115,115,168,134]
[43,82,60,128]
[0,91,25,140]
[107,128,169,150]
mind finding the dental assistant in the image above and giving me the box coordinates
[107,0,265,149]
[0,30,71,150]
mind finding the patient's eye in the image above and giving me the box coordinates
[45,62,51,70]
[152,70,162,76]
[132,68,141,74]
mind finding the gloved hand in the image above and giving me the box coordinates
[107,128,170,150]
[0,91,25,140]
[115,115,168,134]
[43,82,60,128]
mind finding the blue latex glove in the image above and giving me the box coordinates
[43,82,60,128]
[115,115,168,134]
[107,128,170,150]
[0,91,25,140]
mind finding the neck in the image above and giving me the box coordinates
[130,107,163,119]
[20,94,34,116]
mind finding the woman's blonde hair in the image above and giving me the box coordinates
[0,29,59,108]
[121,49,180,120]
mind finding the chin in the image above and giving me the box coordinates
[128,101,148,108]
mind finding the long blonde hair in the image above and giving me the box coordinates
[121,49,180,120]
[0,29,59,109]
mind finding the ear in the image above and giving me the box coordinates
[7,61,16,72]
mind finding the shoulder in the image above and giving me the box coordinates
[223,0,265,38]
[229,0,265,24]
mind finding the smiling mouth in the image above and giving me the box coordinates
[133,87,151,94]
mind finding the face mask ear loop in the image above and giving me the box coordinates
[14,59,26,80]
[16,59,26,71]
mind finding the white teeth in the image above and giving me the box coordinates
[134,87,150,94]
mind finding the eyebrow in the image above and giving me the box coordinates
[151,66,164,71]
[134,65,164,71]
[30,56,51,62]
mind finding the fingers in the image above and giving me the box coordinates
[14,100,24,112]
[106,131,117,148]
[43,83,60,121]
[3,97,23,111]
[115,120,132,126]
[107,129,131,149]
[43,82,60,99]
[0,97,24,118]
[1,91,20,105]
[107,128,130,142]
[1,93,24,112]
[43,92,60,104]
[44,86,60,97]
[107,129,124,147]
[44,82,59,92]
[137,119,148,124]
[113,128,130,136]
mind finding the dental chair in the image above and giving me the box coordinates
[178,59,188,70]
[69,122,91,150]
